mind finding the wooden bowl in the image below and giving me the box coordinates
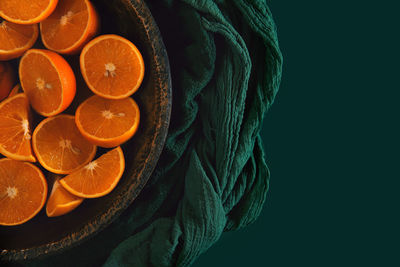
[0,0,171,261]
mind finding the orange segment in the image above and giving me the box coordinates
[0,159,47,226]
[0,93,35,162]
[75,95,140,148]
[60,146,125,198]
[0,21,38,60]
[8,83,22,98]
[19,49,76,116]
[40,0,99,55]
[46,177,83,217]
[32,115,97,174]
[80,34,145,99]
[0,61,15,101]
[0,0,58,25]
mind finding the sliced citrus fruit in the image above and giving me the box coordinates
[19,49,76,116]
[75,95,140,148]
[0,158,47,226]
[60,146,125,198]
[40,0,99,55]
[80,34,145,99]
[0,61,15,101]
[0,93,35,162]
[46,176,83,217]
[32,115,97,174]
[0,0,58,25]
[8,83,22,98]
[0,20,38,60]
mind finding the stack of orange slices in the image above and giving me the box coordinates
[0,0,144,225]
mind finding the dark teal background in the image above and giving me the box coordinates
[193,1,398,266]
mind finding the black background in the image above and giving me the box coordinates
[193,1,398,266]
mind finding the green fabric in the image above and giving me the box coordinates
[29,0,282,266]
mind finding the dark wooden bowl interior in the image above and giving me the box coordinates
[0,0,171,261]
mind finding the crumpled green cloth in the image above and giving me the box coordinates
[29,0,282,266]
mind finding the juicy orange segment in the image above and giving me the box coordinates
[0,61,15,101]
[32,115,97,174]
[60,147,125,198]
[46,177,83,217]
[0,21,38,60]
[19,49,76,117]
[0,93,35,162]
[75,95,140,148]
[0,159,47,226]
[0,0,58,25]
[40,0,99,55]
[80,34,145,99]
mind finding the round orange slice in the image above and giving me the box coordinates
[80,34,145,99]
[19,49,76,117]
[32,115,97,174]
[46,176,83,217]
[75,95,140,148]
[0,0,58,25]
[0,20,38,60]
[0,61,15,101]
[40,0,99,55]
[0,158,47,226]
[60,146,125,198]
[0,93,35,162]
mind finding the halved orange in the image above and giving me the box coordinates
[60,146,125,198]
[0,0,58,25]
[19,49,76,117]
[32,115,97,174]
[0,61,15,101]
[0,158,47,226]
[75,95,140,148]
[0,20,38,60]
[8,83,22,98]
[0,93,35,162]
[40,0,99,55]
[80,34,145,99]
[46,176,83,217]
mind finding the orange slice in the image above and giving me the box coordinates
[0,0,58,25]
[60,146,125,198]
[75,95,140,148]
[32,115,97,174]
[0,93,35,162]
[0,61,15,101]
[46,176,83,217]
[8,83,22,98]
[0,159,47,226]
[80,34,145,99]
[0,20,38,60]
[40,0,99,55]
[19,49,76,117]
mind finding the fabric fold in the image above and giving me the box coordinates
[104,0,282,266]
